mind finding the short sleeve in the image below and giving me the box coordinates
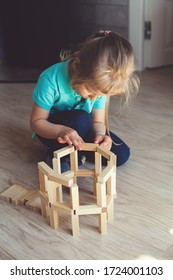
[93,96,107,109]
[32,75,58,110]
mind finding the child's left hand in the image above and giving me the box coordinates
[94,134,112,150]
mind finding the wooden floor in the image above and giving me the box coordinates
[0,66,173,260]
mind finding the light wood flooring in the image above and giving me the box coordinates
[0,66,173,260]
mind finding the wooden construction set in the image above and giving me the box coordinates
[0,143,117,236]
[38,143,117,236]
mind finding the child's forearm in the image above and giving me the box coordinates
[30,118,67,139]
[91,122,106,137]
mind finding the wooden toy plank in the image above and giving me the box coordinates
[38,191,49,218]
[81,143,98,151]
[19,190,38,204]
[98,212,107,234]
[98,164,115,184]
[11,188,30,206]
[53,145,74,158]
[71,213,80,237]
[76,205,102,215]
[63,171,75,178]
[95,152,102,175]
[8,186,26,201]
[49,208,59,229]
[106,195,114,220]
[38,169,46,192]
[48,173,73,187]
[38,191,48,203]
[52,158,63,202]
[0,184,24,202]
[75,169,95,177]
[52,157,61,174]
[25,195,41,214]
[70,150,78,172]
[110,154,117,166]
[38,161,53,177]
[51,201,72,215]
[96,182,107,207]
[107,172,116,196]
[70,184,79,210]
[96,146,114,160]
[47,181,58,204]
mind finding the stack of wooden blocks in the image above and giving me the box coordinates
[38,143,117,236]
[0,184,41,213]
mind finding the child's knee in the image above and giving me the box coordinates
[116,144,130,166]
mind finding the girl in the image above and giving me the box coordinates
[30,31,139,170]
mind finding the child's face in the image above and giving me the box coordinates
[74,84,104,100]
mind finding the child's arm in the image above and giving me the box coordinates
[30,103,83,150]
[91,108,112,150]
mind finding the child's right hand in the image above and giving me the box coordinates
[57,128,84,150]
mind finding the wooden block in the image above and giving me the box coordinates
[95,152,102,175]
[0,184,24,202]
[97,146,114,160]
[70,184,79,210]
[107,171,116,196]
[38,161,53,176]
[76,205,102,215]
[38,169,46,192]
[25,195,41,214]
[81,143,98,151]
[54,145,74,158]
[71,213,80,237]
[70,150,78,172]
[49,208,59,229]
[106,195,114,220]
[98,212,107,234]
[52,158,63,202]
[48,173,73,187]
[11,188,30,206]
[51,201,72,215]
[19,190,38,204]
[110,154,117,166]
[96,183,107,207]
[53,157,61,174]
[38,191,48,203]
[38,191,49,218]
[47,181,58,204]
[75,169,95,177]
[63,171,75,178]
[98,164,115,184]
[0,184,42,214]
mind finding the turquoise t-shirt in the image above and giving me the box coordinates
[32,59,106,115]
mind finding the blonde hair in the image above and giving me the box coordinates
[60,31,140,144]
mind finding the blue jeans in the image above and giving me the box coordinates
[37,110,130,166]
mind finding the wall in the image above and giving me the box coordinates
[69,0,129,44]
[0,0,129,68]
[0,24,4,65]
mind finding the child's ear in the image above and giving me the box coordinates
[73,57,80,69]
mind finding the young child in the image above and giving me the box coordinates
[30,30,139,170]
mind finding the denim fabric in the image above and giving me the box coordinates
[37,109,130,166]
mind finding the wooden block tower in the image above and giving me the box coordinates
[38,143,117,236]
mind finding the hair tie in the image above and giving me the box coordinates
[104,31,111,37]
[98,30,111,37]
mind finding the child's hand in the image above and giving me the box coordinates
[57,128,84,150]
[94,134,112,150]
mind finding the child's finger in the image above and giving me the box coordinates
[57,137,66,144]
